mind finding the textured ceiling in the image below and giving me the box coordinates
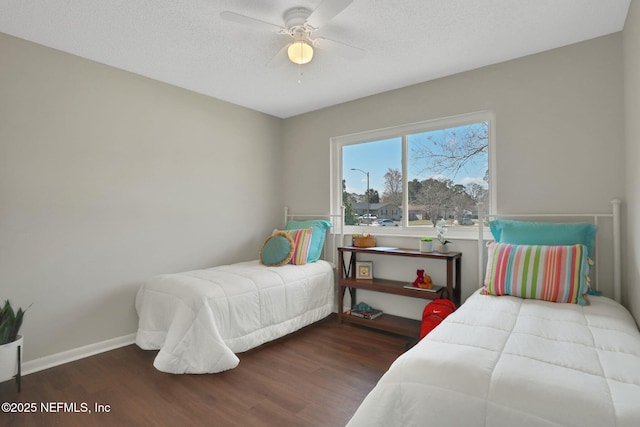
[0,0,631,118]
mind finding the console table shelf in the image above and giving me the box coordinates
[340,311,422,337]
[337,246,462,338]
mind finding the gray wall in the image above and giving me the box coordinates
[283,34,626,318]
[283,34,624,215]
[0,33,284,361]
[624,0,640,323]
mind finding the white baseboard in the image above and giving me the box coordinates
[21,333,137,376]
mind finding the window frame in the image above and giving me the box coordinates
[330,111,496,239]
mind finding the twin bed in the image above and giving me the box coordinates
[135,209,342,374]
[347,200,640,426]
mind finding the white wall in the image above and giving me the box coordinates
[0,33,284,362]
[624,0,640,323]
[283,34,626,320]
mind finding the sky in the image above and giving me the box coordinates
[343,124,488,196]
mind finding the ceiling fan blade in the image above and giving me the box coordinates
[306,0,353,29]
[220,11,285,32]
[316,37,366,60]
[266,44,290,68]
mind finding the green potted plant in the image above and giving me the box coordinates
[419,237,433,253]
[0,300,29,385]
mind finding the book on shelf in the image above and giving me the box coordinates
[402,284,444,293]
[347,307,383,320]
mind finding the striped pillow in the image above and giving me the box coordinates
[279,227,313,265]
[483,242,589,305]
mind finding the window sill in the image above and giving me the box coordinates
[339,225,489,241]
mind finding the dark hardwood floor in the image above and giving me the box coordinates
[0,315,411,427]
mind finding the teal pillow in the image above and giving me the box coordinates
[285,220,332,263]
[259,232,294,266]
[489,219,598,259]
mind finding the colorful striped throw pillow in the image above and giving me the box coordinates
[285,220,333,262]
[483,242,590,305]
[279,227,313,265]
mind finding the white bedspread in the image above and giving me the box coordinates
[348,290,640,427]
[135,260,334,374]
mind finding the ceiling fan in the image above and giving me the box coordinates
[220,0,366,66]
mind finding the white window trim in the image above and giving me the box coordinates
[330,110,497,239]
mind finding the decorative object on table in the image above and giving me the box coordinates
[436,219,452,253]
[419,237,433,253]
[0,300,29,391]
[348,302,383,320]
[355,261,373,279]
[412,269,433,289]
[352,233,376,248]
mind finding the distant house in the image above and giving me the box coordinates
[407,204,426,221]
[352,203,401,220]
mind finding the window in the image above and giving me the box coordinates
[331,111,495,236]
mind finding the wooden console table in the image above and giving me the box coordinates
[337,246,461,338]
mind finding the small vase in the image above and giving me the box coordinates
[419,240,433,252]
[438,243,450,254]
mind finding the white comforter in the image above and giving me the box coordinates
[135,260,334,374]
[348,290,640,427]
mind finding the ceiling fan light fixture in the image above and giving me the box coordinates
[287,41,314,65]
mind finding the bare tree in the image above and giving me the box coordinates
[449,184,474,222]
[465,183,485,202]
[415,178,452,221]
[411,122,488,179]
[382,168,402,205]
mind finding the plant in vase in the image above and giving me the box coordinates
[436,219,451,253]
[0,300,29,388]
[0,300,28,345]
[419,237,433,252]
